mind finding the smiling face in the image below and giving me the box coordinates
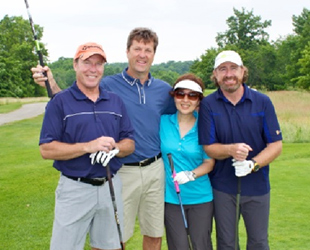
[213,61,245,94]
[174,88,201,115]
[126,39,155,79]
[73,54,105,92]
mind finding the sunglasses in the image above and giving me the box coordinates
[174,90,201,101]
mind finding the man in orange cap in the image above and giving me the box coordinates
[39,42,135,250]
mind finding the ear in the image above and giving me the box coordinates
[73,61,78,71]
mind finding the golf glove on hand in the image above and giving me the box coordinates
[232,159,254,177]
[174,171,196,184]
[90,148,119,167]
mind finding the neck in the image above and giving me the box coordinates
[177,112,196,138]
[76,83,99,102]
[222,84,244,105]
[178,112,196,123]
[126,68,149,85]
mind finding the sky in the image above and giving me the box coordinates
[2,0,309,64]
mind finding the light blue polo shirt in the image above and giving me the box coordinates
[101,68,176,163]
[160,111,213,205]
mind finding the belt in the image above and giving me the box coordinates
[124,153,162,167]
[63,174,110,186]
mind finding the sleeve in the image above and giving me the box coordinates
[39,98,64,145]
[263,97,282,143]
[198,99,216,145]
[118,98,135,142]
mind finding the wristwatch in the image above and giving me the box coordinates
[251,159,260,172]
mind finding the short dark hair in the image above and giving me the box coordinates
[127,27,159,52]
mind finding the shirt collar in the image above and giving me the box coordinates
[121,67,153,86]
[170,110,198,133]
[70,81,110,101]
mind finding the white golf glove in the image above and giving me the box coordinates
[173,171,196,184]
[232,159,254,177]
[90,148,119,167]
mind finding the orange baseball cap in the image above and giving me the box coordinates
[74,42,107,62]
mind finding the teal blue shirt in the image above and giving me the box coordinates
[160,111,213,205]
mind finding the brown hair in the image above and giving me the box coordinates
[211,66,249,88]
[170,73,205,100]
[127,27,159,52]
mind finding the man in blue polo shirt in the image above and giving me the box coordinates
[33,28,175,250]
[39,42,135,250]
[198,50,282,250]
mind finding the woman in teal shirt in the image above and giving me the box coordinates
[160,73,214,250]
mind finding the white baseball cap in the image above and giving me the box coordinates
[214,50,243,69]
[173,80,203,93]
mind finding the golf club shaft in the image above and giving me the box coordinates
[235,177,241,250]
[24,0,53,98]
[167,153,193,250]
[106,164,124,250]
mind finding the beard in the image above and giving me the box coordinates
[218,76,242,93]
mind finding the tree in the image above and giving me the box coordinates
[0,15,47,97]
[216,8,271,50]
[296,42,310,90]
[190,48,218,89]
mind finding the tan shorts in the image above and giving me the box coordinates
[118,158,165,242]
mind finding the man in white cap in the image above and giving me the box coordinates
[198,50,283,250]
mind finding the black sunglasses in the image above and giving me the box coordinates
[174,90,200,101]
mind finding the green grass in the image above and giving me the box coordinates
[0,115,309,249]
[0,102,22,113]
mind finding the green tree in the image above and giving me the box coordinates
[216,8,271,50]
[296,42,310,90]
[190,48,218,89]
[0,15,47,97]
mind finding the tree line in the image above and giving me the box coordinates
[0,7,309,97]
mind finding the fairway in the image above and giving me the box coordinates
[0,115,309,249]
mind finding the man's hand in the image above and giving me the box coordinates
[229,143,253,161]
[174,171,195,184]
[232,159,254,177]
[90,148,119,167]
[31,65,52,87]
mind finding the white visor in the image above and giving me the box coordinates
[173,80,203,93]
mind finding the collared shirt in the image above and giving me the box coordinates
[39,82,134,178]
[198,84,282,196]
[101,68,176,163]
[160,111,213,205]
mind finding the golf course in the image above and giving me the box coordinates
[0,91,309,249]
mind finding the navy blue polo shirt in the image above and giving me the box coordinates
[39,82,134,178]
[101,68,176,163]
[198,84,282,196]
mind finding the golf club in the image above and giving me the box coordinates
[167,153,193,250]
[24,0,53,98]
[235,177,241,250]
[106,163,124,250]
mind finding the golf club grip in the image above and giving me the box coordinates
[24,0,53,98]
[37,48,53,98]
[167,153,180,193]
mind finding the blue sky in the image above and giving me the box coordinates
[2,0,309,63]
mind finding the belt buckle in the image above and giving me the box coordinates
[139,158,149,167]
[92,177,107,185]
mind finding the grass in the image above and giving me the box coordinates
[1,92,310,249]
